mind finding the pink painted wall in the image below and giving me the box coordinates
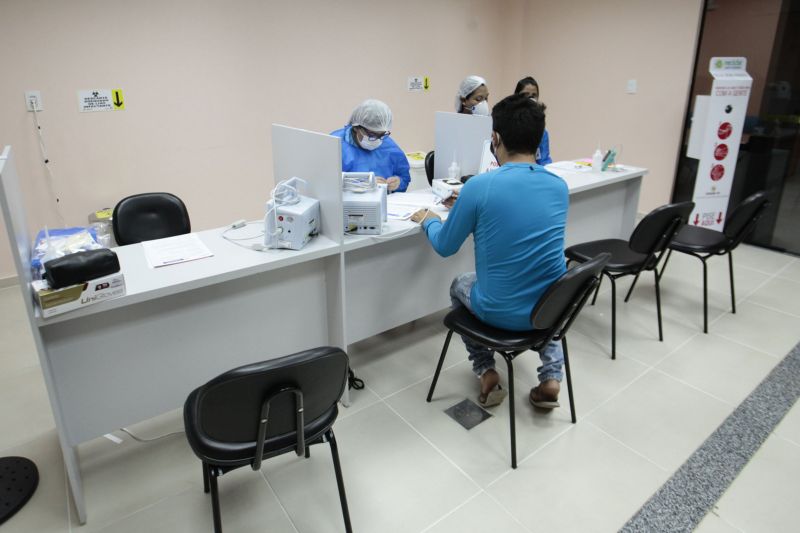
[513,0,704,214]
[0,0,703,280]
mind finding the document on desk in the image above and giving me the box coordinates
[142,234,214,268]
[547,161,593,172]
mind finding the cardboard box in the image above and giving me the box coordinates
[33,272,126,318]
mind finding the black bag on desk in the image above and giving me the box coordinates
[44,249,121,289]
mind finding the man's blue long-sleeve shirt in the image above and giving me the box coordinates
[423,162,568,331]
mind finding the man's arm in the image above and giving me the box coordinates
[420,181,478,257]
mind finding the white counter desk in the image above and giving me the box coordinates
[1,141,645,523]
[344,164,646,343]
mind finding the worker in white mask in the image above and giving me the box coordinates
[455,75,490,115]
[330,99,411,193]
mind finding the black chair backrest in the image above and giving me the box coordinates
[113,192,191,246]
[190,347,348,445]
[629,201,695,258]
[723,191,770,247]
[425,150,435,186]
[530,253,610,337]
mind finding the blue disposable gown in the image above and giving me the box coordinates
[536,129,552,166]
[330,125,411,193]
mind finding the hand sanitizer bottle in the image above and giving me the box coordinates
[592,147,603,172]
[448,160,460,181]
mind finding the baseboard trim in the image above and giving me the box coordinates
[0,275,19,289]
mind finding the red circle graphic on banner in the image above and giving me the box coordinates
[714,144,729,161]
[718,122,733,139]
[710,164,725,181]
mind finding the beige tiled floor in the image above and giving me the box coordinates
[1,244,799,532]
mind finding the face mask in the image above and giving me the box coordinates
[472,101,490,116]
[359,136,382,151]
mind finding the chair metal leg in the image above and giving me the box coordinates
[326,430,353,533]
[728,252,736,314]
[591,274,602,305]
[655,269,664,341]
[501,353,517,469]
[427,330,453,402]
[202,462,210,494]
[305,447,311,459]
[610,276,617,360]
[209,468,222,533]
[702,258,708,334]
[624,273,640,303]
[661,248,674,277]
[562,337,576,424]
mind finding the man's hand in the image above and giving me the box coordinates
[386,177,401,192]
[443,190,459,209]
[375,176,387,184]
[411,209,441,224]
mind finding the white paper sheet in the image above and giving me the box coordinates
[142,233,214,268]
[547,161,593,172]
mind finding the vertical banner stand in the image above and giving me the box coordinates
[687,57,752,230]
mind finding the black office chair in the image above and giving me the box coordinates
[424,150,435,186]
[659,191,770,333]
[112,192,191,246]
[565,201,694,360]
[184,347,352,533]
[426,253,609,469]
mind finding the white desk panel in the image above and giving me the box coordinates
[36,230,341,326]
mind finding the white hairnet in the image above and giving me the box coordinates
[349,99,392,132]
[455,75,487,111]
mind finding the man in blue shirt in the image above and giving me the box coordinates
[331,99,411,193]
[412,94,568,409]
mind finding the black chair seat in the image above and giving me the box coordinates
[445,306,548,351]
[185,393,337,467]
[669,225,731,254]
[566,239,648,273]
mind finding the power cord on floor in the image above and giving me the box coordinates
[119,426,184,443]
[348,368,365,390]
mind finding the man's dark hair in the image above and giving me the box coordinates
[491,94,545,155]
[514,76,539,94]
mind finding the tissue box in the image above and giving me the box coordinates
[33,272,126,318]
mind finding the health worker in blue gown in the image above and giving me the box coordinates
[331,99,411,193]
[515,77,552,166]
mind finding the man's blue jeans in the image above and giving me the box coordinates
[450,272,564,382]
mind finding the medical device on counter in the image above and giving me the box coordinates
[431,178,463,202]
[342,172,386,235]
[264,177,320,250]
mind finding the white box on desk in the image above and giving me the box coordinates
[32,272,126,318]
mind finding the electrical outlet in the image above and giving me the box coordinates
[25,90,43,111]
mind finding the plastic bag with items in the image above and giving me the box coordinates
[31,227,102,279]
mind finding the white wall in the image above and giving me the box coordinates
[0,0,701,280]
